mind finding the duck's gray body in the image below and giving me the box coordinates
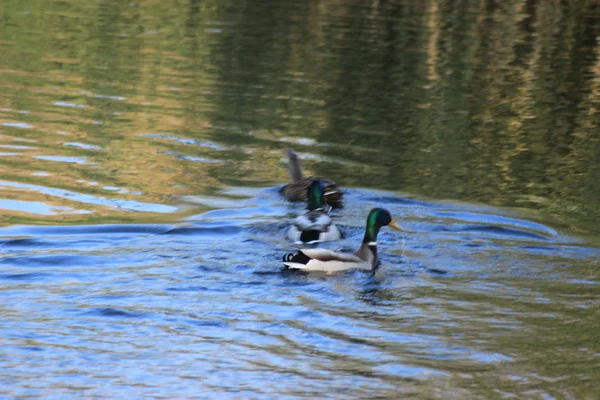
[282,208,402,273]
[282,243,377,272]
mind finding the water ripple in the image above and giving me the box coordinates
[0,181,178,214]
[0,0,598,397]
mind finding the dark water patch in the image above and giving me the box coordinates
[222,278,266,287]
[165,285,228,293]
[0,272,51,280]
[189,265,224,274]
[463,243,484,248]
[338,224,365,236]
[426,268,450,276]
[0,224,173,237]
[89,295,137,302]
[252,269,313,280]
[162,225,243,236]
[20,346,44,352]
[436,224,550,241]
[190,219,248,228]
[362,195,435,208]
[0,237,111,251]
[458,225,550,241]
[81,308,144,318]
[229,265,258,274]
[433,210,558,237]
[0,255,92,267]
[411,242,438,250]
[185,319,229,328]
[382,252,407,265]
[242,238,274,248]
[0,238,51,247]
[519,245,559,252]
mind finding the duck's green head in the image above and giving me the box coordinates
[307,180,327,211]
[364,208,402,242]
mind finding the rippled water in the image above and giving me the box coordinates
[2,190,599,398]
[1,0,600,398]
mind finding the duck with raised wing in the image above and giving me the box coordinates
[287,180,341,244]
[280,148,343,208]
[282,208,402,272]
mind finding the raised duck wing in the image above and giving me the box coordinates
[286,149,304,183]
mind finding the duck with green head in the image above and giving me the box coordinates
[280,149,343,208]
[283,208,402,272]
[287,179,341,244]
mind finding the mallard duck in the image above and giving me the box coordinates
[287,179,341,243]
[282,208,402,272]
[279,149,343,208]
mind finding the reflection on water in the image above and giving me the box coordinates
[1,0,599,398]
[0,0,598,232]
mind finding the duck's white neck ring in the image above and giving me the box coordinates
[368,241,377,246]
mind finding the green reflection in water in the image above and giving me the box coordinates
[0,0,598,235]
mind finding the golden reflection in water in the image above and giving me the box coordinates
[0,0,598,232]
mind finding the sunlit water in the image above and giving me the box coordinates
[1,0,600,398]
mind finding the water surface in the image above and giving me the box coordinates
[1,0,599,398]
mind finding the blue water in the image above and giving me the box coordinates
[2,0,600,397]
[1,187,599,398]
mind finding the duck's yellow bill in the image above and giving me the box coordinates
[389,220,402,231]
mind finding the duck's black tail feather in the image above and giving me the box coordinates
[299,230,320,243]
[282,251,311,266]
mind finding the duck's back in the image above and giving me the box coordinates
[281,177,342,207]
